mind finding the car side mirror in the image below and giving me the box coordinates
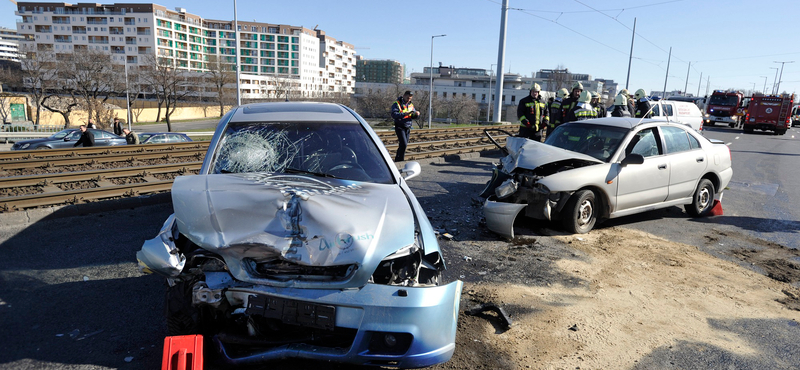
[400,161,421,180]
[620,153,644,166]
[63,137,71,141]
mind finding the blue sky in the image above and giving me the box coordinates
[3,0,799,97]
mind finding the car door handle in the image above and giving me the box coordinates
[658,164,667,170]
[696,157,704,162]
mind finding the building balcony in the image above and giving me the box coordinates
[87,21,108,25]
[137,31,151,36]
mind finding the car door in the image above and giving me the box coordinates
[660,126,708,201]
[614,127,670,212]
[56,130,82,148]
[91,130,111,146]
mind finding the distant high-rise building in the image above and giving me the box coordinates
[14,2,356,97]
[356,59,404,84]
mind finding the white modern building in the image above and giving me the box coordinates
[14,2,356,98]
[0,27,22,62]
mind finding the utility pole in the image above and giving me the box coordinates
[625,18,636,90]
[697,72,702,97]
[774,61,794,95]
[662,47,672,99]
[492,0,509,123]
[683,61,691,96]
[234,0,241,106]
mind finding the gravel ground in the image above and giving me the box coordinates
[1,151,799,370]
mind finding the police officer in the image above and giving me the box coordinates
[633,89,652,118]
[565,91,597,122]
[547,87,569,136]
[517,83,549,142]
[391,90,419,161]
[591,92,606,118]
[561,82,583,121]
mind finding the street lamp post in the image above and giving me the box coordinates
[774,61,794,95]
[760,76,768,94]
[234,0,241,106]
[124,65,132,130]
[428,34,446,129]
[770,67,780,95]
[486,63,496,123]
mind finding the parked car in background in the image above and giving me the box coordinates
[138,132,193,144]
[137,102,462,368]
[11,128,127,150]
[481,117,733,237]
[649,100,705,132]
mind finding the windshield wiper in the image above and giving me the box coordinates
[283,167,340,179]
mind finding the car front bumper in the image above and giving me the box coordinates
[483,199,528,239]
[211,273,463,368]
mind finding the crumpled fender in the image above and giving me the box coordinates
[136,214,185,277]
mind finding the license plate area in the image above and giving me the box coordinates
[246,294,336,331]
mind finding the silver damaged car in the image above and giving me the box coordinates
[481,117,733,237]
[137,102,462,368]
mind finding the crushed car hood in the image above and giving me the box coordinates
[501,137,602,172]
[171,173,416,271]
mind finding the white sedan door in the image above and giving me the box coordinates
[615,127,670,212]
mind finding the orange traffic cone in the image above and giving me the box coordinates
[709,199,723,216]
[162,335,203,370]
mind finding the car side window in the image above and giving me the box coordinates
[626,128,661,158]
[664,104,674,116]
[661,126,692,153]
[153,135,166,143]
[688,133,701,149]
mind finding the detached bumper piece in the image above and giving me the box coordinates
[214,280,463,368]
[483,199,527,239]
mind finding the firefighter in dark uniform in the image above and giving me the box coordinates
[517,83,549,142]
[560,82,584,122]
[633,88,652,118]
[565,91,597,122]
[619,88,636,117]
[591,91,606,118]
[547,87,569,136]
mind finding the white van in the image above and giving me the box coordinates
[649,100,704,132]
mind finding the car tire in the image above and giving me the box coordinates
[743,126,753,133]
[562,190,597,234]
[684,179,715,217]
[776,129,787,135]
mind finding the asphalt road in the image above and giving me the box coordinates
[1,123,799,369]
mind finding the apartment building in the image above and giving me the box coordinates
[0,28,23,62]
[356,58,404,84]
[14,2,356,98]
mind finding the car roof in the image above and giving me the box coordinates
[139,132,187,135]
[564,117,666,130]
[229,102,359,123]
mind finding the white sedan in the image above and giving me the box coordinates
[481,117,733,237]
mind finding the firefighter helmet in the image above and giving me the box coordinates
[578,90,591,103]
[590,91,600,99]
[614,94,627,106]
[558,88,569,98]
[635,89,647,100]
[619,88,629,97]
[572,81,584,91]
[530,83,541,92]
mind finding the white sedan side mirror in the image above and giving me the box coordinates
[400,161,421,180]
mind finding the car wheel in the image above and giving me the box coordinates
[776,129,787,135]
[684,179,715,217]
[743,126,753,133]
[562,190,597,234]
[35,146,50,150]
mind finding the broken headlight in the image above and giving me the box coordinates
[495,179,518,199]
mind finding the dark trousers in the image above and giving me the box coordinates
[519,125,543,142]
[394,125,410,161]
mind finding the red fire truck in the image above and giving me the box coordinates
[742,93,795,135]
[705,90,745,127]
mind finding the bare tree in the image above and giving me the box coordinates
[40,94,80,129]
[141,54,191,131]
[444,94,480,125]
[205,55,236,116]
[19,47,57,126]
[546,65,572,92]
[59,49,120,128]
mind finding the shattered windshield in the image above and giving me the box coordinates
[210,121,393,184]
[545,123,628,162]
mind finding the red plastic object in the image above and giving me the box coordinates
[162,335,203,370]
[709,200,723,216]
